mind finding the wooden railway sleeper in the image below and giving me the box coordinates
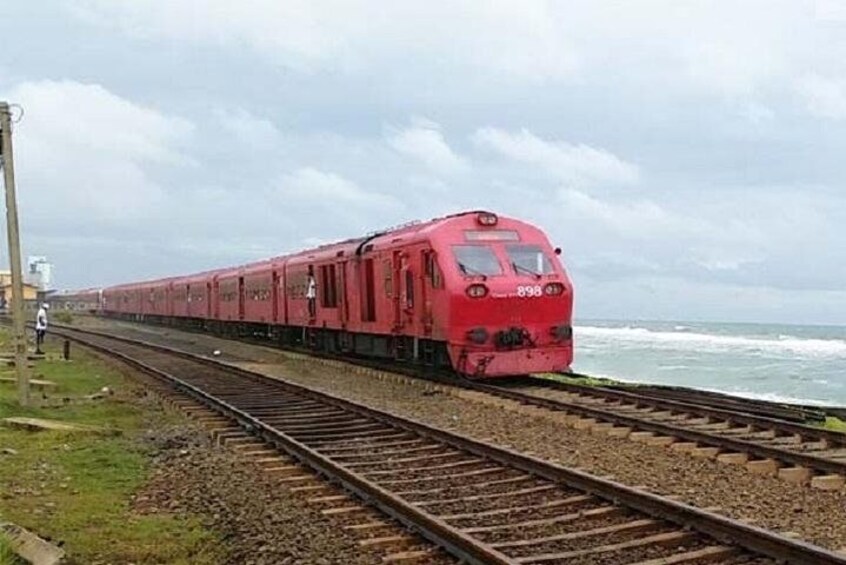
[53,326,846,564]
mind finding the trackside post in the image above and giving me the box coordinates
[0,101,30,406]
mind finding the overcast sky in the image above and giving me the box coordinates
[2,1,846,324]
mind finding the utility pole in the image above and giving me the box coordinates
[0,101,30,406]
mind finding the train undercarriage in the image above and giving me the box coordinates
[104,312,453,371]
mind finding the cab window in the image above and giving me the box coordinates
[506,244,554,275]
[424,252,443,288]
[452,245,503,276]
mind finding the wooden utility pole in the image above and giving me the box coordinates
[0,101,30,406]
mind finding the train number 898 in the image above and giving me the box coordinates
[516,285,543,297]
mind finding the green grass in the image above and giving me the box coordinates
[0,332,223,564]
[821,416,846,433]
[53,311,74,325]
[0,534,24,565]
[537,371,622,387]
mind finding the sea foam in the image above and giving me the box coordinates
[576,325,846,359]
[703,388,830,406]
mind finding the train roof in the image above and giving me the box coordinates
[97,210,511,291]
[283,210,498,264]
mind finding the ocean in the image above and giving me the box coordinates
[573,320,846,407]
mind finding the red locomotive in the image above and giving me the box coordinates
[74,211,574,377]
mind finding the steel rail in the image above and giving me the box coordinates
[525,377,845,445]
[56,327,510,564]
[579,381,825,423]
[38,320,846,478]
[469,380,846,477]
[92,315,842,441]
[50,325,846,564]
[68,316,836,435]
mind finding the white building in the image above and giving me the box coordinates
[27,256,53,290]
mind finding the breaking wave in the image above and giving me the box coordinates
[575,325,846,359]
[704,388,830,406]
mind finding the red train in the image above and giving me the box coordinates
[68,211,574,377]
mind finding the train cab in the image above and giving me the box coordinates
[432,211,574,377]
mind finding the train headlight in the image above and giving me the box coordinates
[550,325,573,341]
[544,283,565,296]
[466,284,488,298]
[466,327,489,344]
[476,212,498,226]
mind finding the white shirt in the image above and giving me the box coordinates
[306,276,317,299]
[36,307,48,330]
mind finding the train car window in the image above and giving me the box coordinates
[329,264,337,306]
[452,245,503,276]
[464,230,520,241]
[220,281,237,302]
[382,260,393,298]
[424,253,443,289]
[506,244,555,275]
[320,265,339,308]
[405,269,414,308]
[286,273,308,299]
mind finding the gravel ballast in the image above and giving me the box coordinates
[137,423,388,564]
[76,318,846,551]
[74,328,455,565]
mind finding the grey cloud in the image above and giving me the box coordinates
[1,1,846,324]
[473,128,639,188]
[386,118,467,174]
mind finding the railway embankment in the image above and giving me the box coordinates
[74,317,846,552]
[0,329,385,564]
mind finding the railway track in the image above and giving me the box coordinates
[477,377,846,490]
[43,318,846,491]
[50,325,846,564]
[571,380,826,424]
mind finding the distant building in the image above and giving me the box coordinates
[0,270,39,310]
[27,256,53,290]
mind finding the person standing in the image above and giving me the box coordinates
[306,266,317,319]
[35,303,48,354]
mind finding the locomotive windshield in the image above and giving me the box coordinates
[506,244,555,275]
[452,245,503,276]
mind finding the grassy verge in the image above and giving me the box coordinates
[821,416,846,433]
[0,534,24,565]
[538,371,622,387]
[52,311,74,325]
[0,331,223,564]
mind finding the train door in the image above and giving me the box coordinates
[205,282,212,318]
[397,250,419,331]
[391,251,403,331]
[338,261,349,328]
[401,247,424,331]
[404,252,415,328]
[187,284,194,316]
[272,270,280,323]
[166,282,174,317]
[238,276,245,320]
[360,258,376,322]
[421,249,439,336]
[212,278,220,319]
[279,269,287,325]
